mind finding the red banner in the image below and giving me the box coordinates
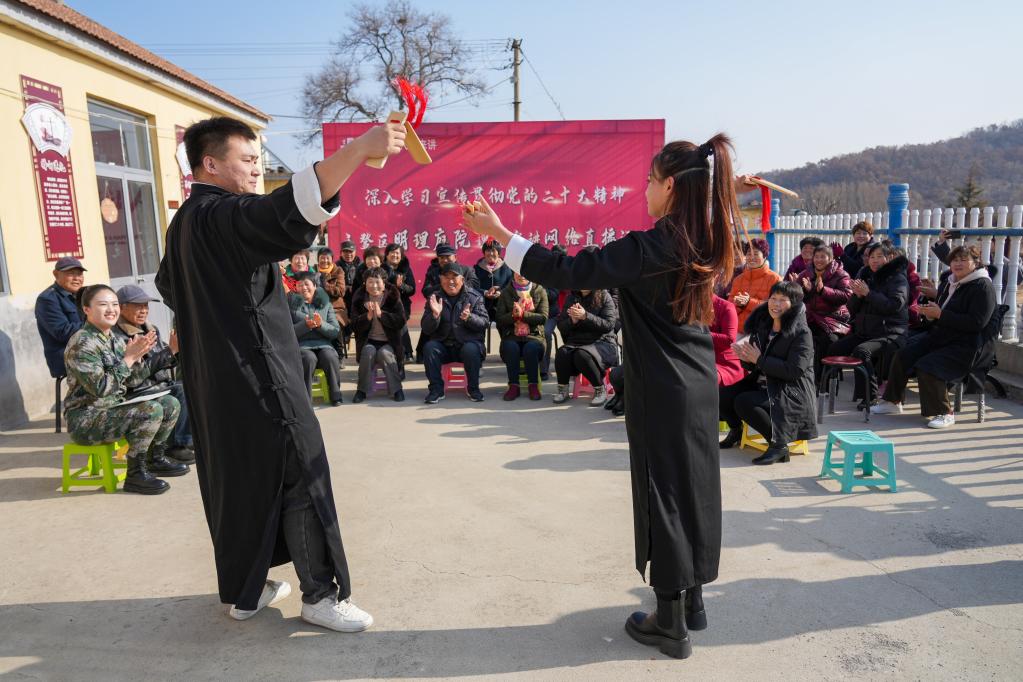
[20,76,82,260]
[322,120,664,303]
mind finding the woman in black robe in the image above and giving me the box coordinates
[156,116,404,630]
[463,135,748,660]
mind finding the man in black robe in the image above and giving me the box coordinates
[156,116,404,631]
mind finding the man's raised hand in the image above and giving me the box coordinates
[459,304,471,322]
[428,294,443,318]
[358,122,407,160]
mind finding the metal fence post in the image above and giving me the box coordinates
[887,183,909,246]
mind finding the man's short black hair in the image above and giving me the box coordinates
[295,271,318,283]
[184,116,256,171]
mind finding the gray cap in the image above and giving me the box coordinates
[116,285,160,304]
[54,256,86,272]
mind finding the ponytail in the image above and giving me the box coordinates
[651,133,740,325]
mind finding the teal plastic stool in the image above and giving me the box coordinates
[820,430,897,493]
[62,439,128,493]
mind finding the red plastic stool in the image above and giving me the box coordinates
[442,363,468,391]
[571,368,614,399]
[819,356,871,423]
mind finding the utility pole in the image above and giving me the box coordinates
[511,38,522,122]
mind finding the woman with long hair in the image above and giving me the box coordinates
[462,135,748,660]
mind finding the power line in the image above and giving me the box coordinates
[519,48,565,120]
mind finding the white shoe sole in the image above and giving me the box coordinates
[229,580,292,621]
[301,610,374,633]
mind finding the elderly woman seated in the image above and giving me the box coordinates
[495,272,549,400]
[552,287,619,405]
[289,272,343,406]
[872,245,997,428]
[826,242,909,406]
[796,244,853,383]
[351,267,406,403]
[63,284,186,494]
[719,281,818,464]
[282,250,316,293]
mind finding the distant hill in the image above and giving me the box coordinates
[758,120,1023,215]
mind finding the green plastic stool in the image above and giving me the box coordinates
[820,430,897,493]
[310,369,330,402]
[517,360,542,390]
[719,421,729,432]
[62,439,128,493]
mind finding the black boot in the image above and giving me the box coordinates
[752,444,790,465]
[603,394,620,411]
[685,584,707,630]
[165,445,195,464]
[123,455,169,495]
[719,427,741,449]
[146,443,190,477]
[624,591,692,659]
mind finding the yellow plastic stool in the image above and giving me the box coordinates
[310,369,330,402]
[62,439,128,493]
[739,422,809,456]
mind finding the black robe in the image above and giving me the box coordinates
[518,219,721,591]
[155,180,350,610]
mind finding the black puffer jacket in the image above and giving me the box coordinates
[913,271,996,382]
[388,257,416,318]
[558,289,620,370]
[847,255,909,338]
[743,302,818,444]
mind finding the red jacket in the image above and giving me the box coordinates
[711,295,744,386]
[797,260,852,335]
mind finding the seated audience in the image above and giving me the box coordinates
[421,243,480,299]
[719,281,817,464]
[826,242,909,405]
[112,285,194,464]
[841,221,876,276]
[351,246,384,294]
[728,238,782,329]
[385,243,416,362]
[289,272,343,406]
[797,244,853,383]
[351,268,406,403]
[474,239,514,323]
[540,244,566,381]
[64,285,184,494]
[35,256,86,380]
[552,287,619,406]
[495,272,549,400]
[873,245,997,428]
[317,247,349,328]
[712,294,745,387]
[421,263,489,403]
[282,250,315,293]
[785,237,824,279]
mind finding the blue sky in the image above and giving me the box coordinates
[72,0,1023,174]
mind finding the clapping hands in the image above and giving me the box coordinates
[123,331,157,367]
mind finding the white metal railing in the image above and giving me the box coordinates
[768,205,1023,342]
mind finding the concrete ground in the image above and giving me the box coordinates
[1,345,1022,681]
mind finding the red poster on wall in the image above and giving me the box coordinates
[20,75,83,260]
[322,119,664,303]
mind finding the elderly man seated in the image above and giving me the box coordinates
[421,263,489,404]
[289,272,343,406]
[35,256,86,381]
[112,285,194,464]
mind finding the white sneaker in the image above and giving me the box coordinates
[229,579,291,620]
[926,413,955,429]
[301,597,374,632]
[552,385,570,404]
[870,400,903,415]
[589,386,606,407]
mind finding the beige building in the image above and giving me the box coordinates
[0,0,270,427]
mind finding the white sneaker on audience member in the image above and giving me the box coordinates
[870,400,903,415]
[301,597,374,632]
[589,386,606,407]
[926,413,955,429]
[552,384,570,404]
[228,579,291,620]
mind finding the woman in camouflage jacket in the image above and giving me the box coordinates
[63,285,186,495]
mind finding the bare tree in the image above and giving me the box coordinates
[301,0,488,143]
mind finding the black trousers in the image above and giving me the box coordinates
[810,329,839,389]
[826,333,902,400]
[719,375,773,442]
[883,349,953,416]
[281,447,339,605]
[300,347,342,403]
[554,346,601,386]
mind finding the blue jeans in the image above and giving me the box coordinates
[500,338,543,384]
[424,339,484,394]
[168,382,192,448]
